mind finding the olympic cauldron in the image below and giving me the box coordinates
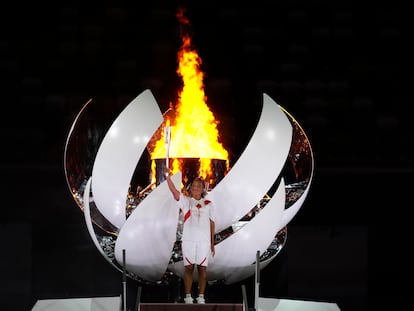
[64,89,314,284]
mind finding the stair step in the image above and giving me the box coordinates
[139,302,243,311]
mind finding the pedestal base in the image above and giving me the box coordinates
[31,296,121,311]
[258,297,341,311]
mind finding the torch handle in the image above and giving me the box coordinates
[164,126,171,169]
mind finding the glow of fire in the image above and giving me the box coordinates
[150,8,229,180]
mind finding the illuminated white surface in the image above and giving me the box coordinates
[208,93,292,232]
[114,173,182,281]
[82,178,125,276]
[83,179,108,257]
[31,296,121,311]
[209,178,286,282]
[91,90,164,229]
[258,297,341,311]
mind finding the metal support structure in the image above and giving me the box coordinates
[254,250,260,311]
[241,284,249,311]
[118,294,123,311]
[122,249,127,311]
[135,286,142,311]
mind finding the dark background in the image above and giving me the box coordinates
[1,1,411,310]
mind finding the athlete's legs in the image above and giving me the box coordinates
[184,264,194,295]
[197,265,207,295]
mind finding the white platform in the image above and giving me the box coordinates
[31,296,121,311]
[31,296,340,311]
[258,297,341,311]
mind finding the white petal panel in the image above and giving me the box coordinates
[114,173,182,281]
[83,178,107,258]
[208,93,292,232]
[83,178,122,272]
[91,90,164,229]
[207,178,286,281]
[219,253,276,285]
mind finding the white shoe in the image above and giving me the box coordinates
[184,296,194,304]
[196,296,205,304]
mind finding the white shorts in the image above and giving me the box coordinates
[182,240,210,267]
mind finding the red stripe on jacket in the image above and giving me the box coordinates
[184,210,191,222]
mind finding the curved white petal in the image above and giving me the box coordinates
[83,178,106,258]
[208,178,286,281]
[220,252,276,285]
[83,178,122,273]
[114,173,182,281]
[91,90,164,229]
[208,93,292,232]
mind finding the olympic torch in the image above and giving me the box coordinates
[164,125,172,170]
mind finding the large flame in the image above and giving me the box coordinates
[150,8,229,180]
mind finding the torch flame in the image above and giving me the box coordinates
[150,8,229,181]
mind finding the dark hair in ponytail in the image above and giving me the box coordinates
[188,176,207,198]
